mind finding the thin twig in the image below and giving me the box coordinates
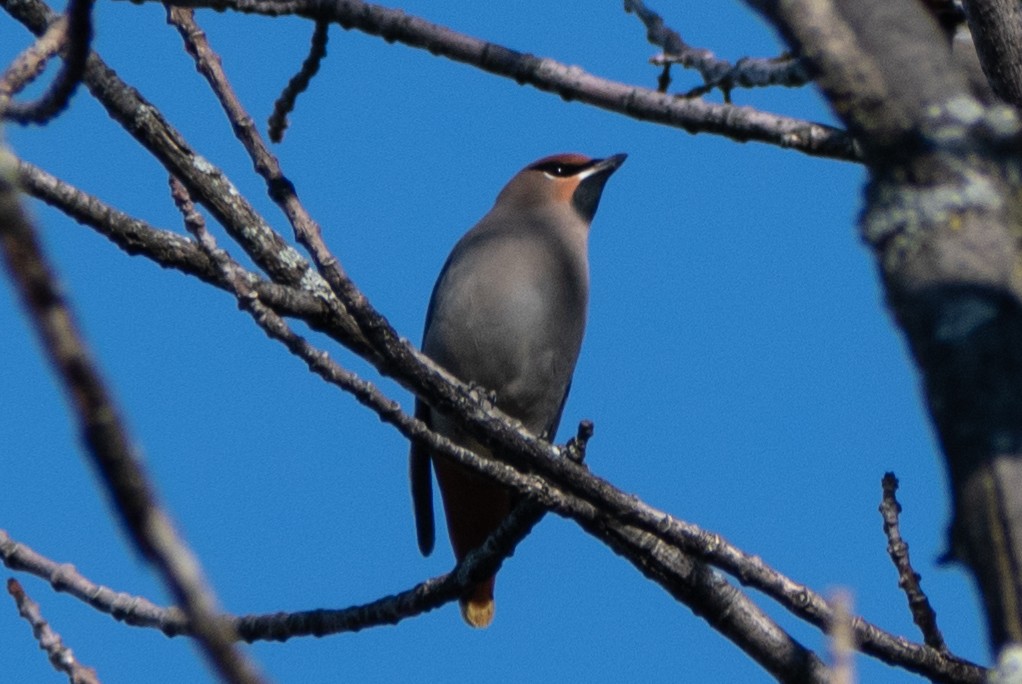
[624,0,811,101]
[0,15,67,105]
[672,55,810,101]
[1,528,188,635]
[880,472,949,652]
[4,0,93,123]
[7,578,101,684]
[268,19,329,142]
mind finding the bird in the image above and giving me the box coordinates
[410,152,627,628]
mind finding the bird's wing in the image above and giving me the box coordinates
[543,379,573,442]
[410,398,436,556]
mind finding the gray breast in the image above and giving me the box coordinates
[424,225,588,435]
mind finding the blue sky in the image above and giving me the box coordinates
[1,2,987,682]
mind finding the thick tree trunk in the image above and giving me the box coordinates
[751,0,1022,650]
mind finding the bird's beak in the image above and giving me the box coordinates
[601,153,628,170]
[581,153,628,180]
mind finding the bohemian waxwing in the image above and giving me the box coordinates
[409,152,627,628]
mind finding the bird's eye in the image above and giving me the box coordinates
[534,161,576,177]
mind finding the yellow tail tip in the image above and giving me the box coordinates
[459,597,494,628]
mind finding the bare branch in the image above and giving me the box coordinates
[14,159,361,334]
[596,519,829,682]
[624,0,810,101]
[880,473,948,652]
[166,5,343,301]
[0,529,188,635]
[0,148,264,684]
[6,578,100,684]
[0,14,66,105]
[3,0,93,123]
[268,18,328,142]
[129,0,855,161]
[1,505,545,641]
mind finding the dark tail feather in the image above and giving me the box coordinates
[410,401,436,555]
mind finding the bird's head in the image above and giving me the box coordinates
[495,152,627,223]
